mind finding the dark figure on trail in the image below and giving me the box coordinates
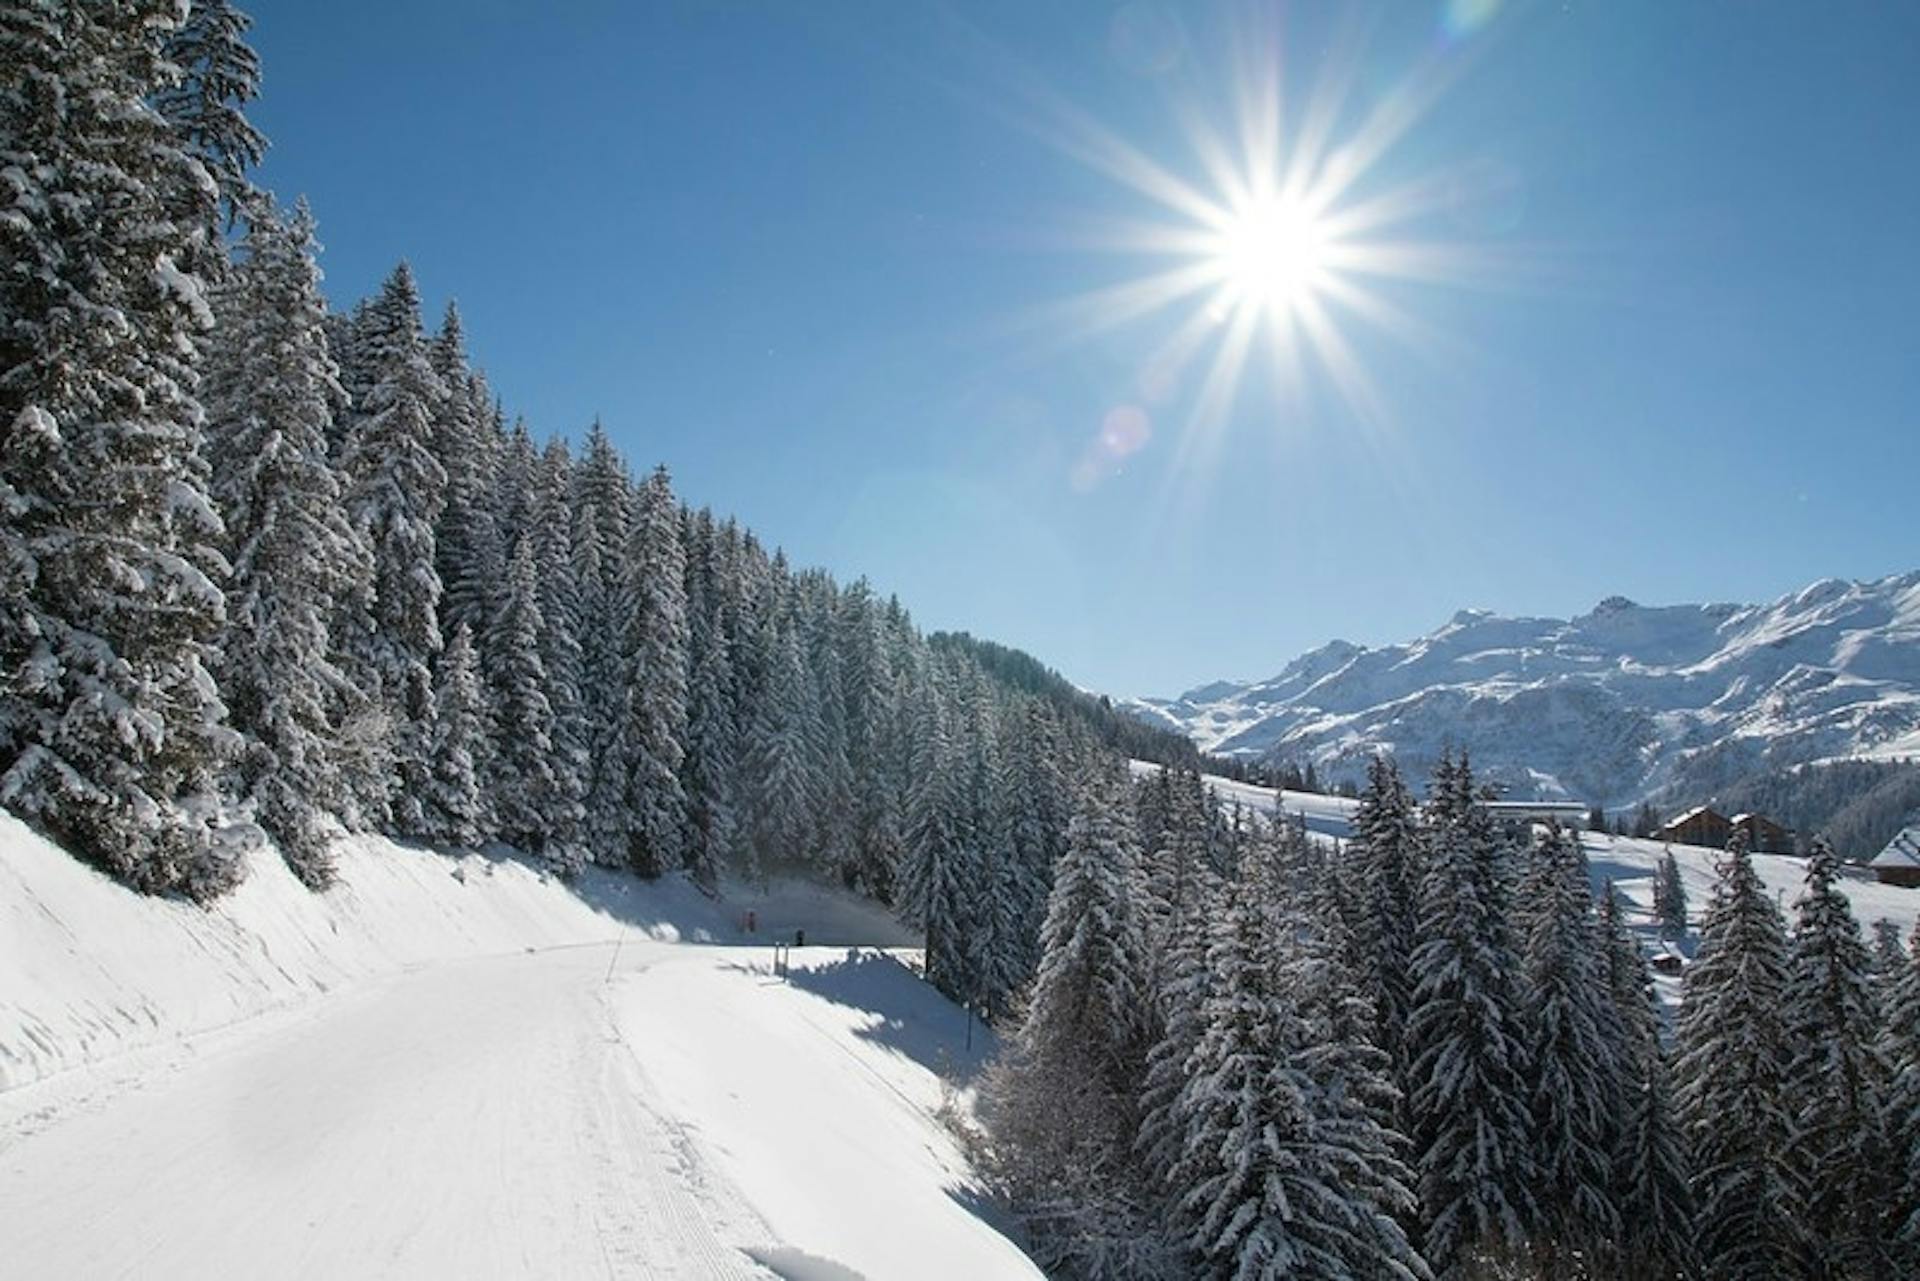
[795,929,806,947]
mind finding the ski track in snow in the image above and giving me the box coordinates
[0,819,1039,1280]
[1,944,773,1279]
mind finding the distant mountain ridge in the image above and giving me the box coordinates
[1127,571,1920,807]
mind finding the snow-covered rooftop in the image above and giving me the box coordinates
[1871,826,1920,870]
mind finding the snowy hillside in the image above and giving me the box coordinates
[0,818,1039,1280]
[1129,571,1920,805]
[1140,762,1920,971]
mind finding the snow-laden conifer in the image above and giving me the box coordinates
[1784,837,1897,1276]
[1673,831,1807,1279]
[615,465,690,876]
[1352,753,1423,1097]
[1405,756,1535,1277]
[1518,824,1625,1270]
[424,623,488,847]
[1597,884,1697,1279]
[428,304,503,646]
[1883,921,1920,1256]
[489,538,563,862]
[204,200,365,886]
[1172,855,1428,1281]
[985,771,1157,1277]
[338,263,447,836]
[0,0,239,898]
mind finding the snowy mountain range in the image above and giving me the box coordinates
[1126,571,1920,806]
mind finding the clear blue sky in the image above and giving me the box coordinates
[247,0,1919,697]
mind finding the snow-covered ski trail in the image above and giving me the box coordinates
[0,941,771,1279]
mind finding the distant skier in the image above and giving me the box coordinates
[794,928,805,948]
[745,909,756,934]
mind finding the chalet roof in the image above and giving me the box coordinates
[1871,827,1920,870]
[1660,805,1727,829]
[1729,812,1787,830]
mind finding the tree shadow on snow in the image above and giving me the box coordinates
[943,1182,1036,1265]
[777,949,999,1086]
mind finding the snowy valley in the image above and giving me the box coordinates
[7,3,1920,1279]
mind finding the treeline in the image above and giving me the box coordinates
[985,753,1920,1280]
[927,632,1204,772]
[1709,757,1920,861]
[0,0,1129,999]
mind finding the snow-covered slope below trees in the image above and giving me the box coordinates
[1146,761,1920,966]
[1129,571,1920,805]
[0,818,1038,1279]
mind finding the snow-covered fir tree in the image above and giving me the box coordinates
[427,303,503,647]
[900,665,974,996]
[527,438,589,864]
[1653,847,1689,939]
[1883,921,1920,1261]
[1783,837,1897,1277]
[202,199,365,886]
[744,615,813,883]
[155,0,266,233]
[1169,854,1428,1281]
[1596,884,1697,1280]
[488,538,563,864]
[338,262,447,836]
[614,464,690,876]
[985,770,1161,1279]
[1673,830,1807,1280]
[1351,753,1424,1106]
[0,0,240,899]
[1517,824,1625,1273]
[424,623,488,848]
[1404,754,1536,1278]
[681,592,737,889]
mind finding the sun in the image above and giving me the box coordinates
[1209,195,1332,315]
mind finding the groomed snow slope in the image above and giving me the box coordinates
[0,818,1041,1280]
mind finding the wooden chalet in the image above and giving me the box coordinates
[1653,806,1731,850]
[1871,825,1920,888]
[1730,812,1794,855]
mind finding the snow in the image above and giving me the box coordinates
[0,816,1039,1279]
[1128,760,1920,972]
[1128,570,1920,806]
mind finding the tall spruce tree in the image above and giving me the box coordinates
[743,617,812,882]
[1654,847,1689,940]
[1518,824,1625,1272]
[1171,858,1428,1281]
[1,0,239,898]
[1352,753,1423,1105]
[615,464,689,876]
[1883,921,1920,1261]
[986,771,1158,1278]
[681,600,736,889]
[1597,884,1697,1280]
[427,304,503,647]
[1784,838,1897,1277]
[1405,755,1536,1277]
[529,439,589,865]
[488,538,562,862]
[338,263,447,836]
[424,623,487,847]
[203,200,364,886]
[1673,831,1807,1279]
[156,0,265,233]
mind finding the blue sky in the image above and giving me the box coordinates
[248,0,1919,696]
